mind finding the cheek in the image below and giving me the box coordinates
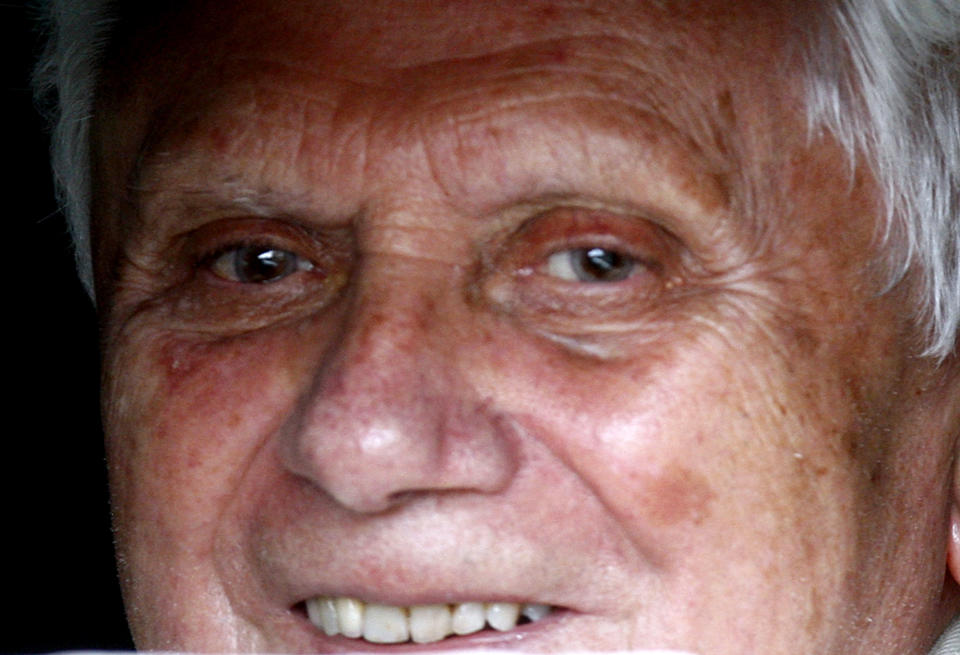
[490,331,882,642]
[479,317,868,563]
[628,463,717,526]
[103,317,327,555]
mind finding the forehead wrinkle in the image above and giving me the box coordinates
[381,34,663,77]
[381,41,737,209]
[133,84,736,251]
[126,78,372,235]
[216,34,666,103]
[131,150,358,251]
[377,35,679,109]
[242,0,670,75]
[124,15,764,254]
[413,90,735,225]
[215,33,686,135]
[132,56,364,175]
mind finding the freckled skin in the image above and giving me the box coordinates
[91,1,960,654]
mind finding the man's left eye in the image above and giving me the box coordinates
[209,245,314,283]
[546,247,637,282]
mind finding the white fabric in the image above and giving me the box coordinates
[47,626,960,654]
[52,652,700,655]
[930,616,960,654]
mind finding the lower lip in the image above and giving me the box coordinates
[292,603,569,652]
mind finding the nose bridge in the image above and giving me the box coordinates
[336,275,437,404]
[332,238,461,407]
[281,253,517,513]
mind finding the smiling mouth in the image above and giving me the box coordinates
[304,596,554,644]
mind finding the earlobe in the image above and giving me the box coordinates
[943,353,960,586]
[948,412,960,586]
[948,506,960,586]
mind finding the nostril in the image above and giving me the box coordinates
[385,489,421,506]
[384,485,477,508]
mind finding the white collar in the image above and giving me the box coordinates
[930,615,960,654]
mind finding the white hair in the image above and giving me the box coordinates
[33,0,960,358]
[804,0,960,359]
[33,0,117,298]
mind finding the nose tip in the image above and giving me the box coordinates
[279,288,518,514]
[285,400,519,514]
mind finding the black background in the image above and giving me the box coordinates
[4,1,133,651]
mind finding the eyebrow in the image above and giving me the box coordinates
[135,172,324,220]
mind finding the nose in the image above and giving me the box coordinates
[280,266,518,514]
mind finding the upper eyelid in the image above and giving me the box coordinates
[198,238,307,265]
[541,238,665,265]
[508,206,677,256]
[187,216,315,242]
[178,217,339,262]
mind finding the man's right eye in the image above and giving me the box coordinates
[208,245,315,283]
[545,247,639,283]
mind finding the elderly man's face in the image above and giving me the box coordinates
[93,1,960,653]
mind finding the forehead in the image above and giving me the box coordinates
[96,0,841,268]
[141,0,799,68]
[114,4,799,183]
[118,0,804,135]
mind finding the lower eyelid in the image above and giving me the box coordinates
[481,249,669,322]
[163,262,349,335]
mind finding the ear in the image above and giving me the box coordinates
[949,435,960,585]
[949,504,960,586]
[946,355,960,586]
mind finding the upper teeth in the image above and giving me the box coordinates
[305,597,552,644]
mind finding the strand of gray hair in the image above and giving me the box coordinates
[805,0,960,359]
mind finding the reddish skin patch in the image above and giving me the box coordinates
[639,465,716,527]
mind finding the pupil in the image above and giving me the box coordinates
[576,247,632,281]
[236,247,294,283]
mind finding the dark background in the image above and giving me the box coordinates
[4,1,133,651]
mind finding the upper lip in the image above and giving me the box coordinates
[235,458,649,647]
[231,520,640,652]
[249,513,637,615]
[245,524,639,633]
[250,515,601,614]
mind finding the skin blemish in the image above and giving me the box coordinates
[157,338,212,389]
[635,464,717,527]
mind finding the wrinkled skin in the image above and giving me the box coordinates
[91,1,960,653]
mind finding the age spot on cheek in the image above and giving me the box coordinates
[633,464,717,527]
[153,337,243,398]
[153,331,296,402]
[156,339,212,390]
